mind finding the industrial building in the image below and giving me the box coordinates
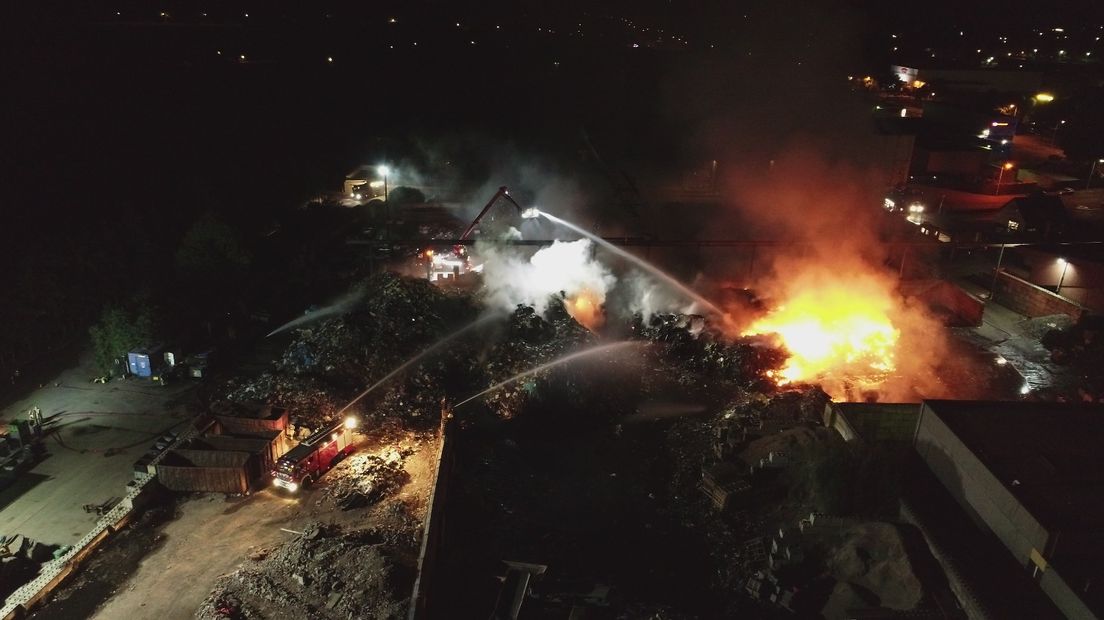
[913,400,1104,619]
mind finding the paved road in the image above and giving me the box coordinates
[0,354,194,546]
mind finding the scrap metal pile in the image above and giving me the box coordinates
[217,273,480,430]
[320,451,410,510]
[195,523,411,620]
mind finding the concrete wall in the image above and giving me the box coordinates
[901,279,984,327]
[914,403,1049,566]
[408,416,451,620]
[1040,566,1100,620]
[1014,248,1104,313]
[824,402,920,444]
[993,270,1086,321]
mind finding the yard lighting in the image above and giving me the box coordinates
[377,165,390,201]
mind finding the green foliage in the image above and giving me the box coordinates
[174,212,251,284]
[88,296,159,375]
[785,437,904,518]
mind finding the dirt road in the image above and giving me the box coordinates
[91,493,304,620]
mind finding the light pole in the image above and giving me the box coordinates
[377,165,390,201]
[1057,258,1071,295]
[995,161,1014,195]
[1088,158,1104,189]
[1053,119,1066,143]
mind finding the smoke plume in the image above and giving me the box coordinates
[475,239,617,329]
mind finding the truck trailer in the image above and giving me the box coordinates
[271,417,356,492]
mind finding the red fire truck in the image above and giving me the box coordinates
[272,417,357,492]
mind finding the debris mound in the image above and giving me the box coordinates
[195,523,410,620]
[0,534,63,600]
[322,451,409,510]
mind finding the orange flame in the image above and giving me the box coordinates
[743,283,899,393]
[566,289,604,331]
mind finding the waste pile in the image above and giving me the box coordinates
[195,523,411,620]
[1040,314,1104,399]
[321,451,409,510]
[633,313,786,397]
[475,303,599,418]
[0,534,62,600]
[217,273,481,430]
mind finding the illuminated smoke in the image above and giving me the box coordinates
[475,239,616,329]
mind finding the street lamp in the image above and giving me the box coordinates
[1053,119,1067,143]
[1057,257,1071,294]
[377,165,391,201]
[1088,158,1104,189]
[996,161,1014,195]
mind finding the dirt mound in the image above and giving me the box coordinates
[195,524,410,620]
[824,523,923,611]
[321,451,409,510]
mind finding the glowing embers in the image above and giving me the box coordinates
[566,288,604,330]
[743,284,899,390]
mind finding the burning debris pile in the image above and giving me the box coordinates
[218,273,480,429]
[475,303,609,418]
[321,451,410,510]
[196,523,411,620]
[634,313,786,396]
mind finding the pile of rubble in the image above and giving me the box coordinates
[321,451,409,510]
[195,523,410,620]
[219,273,483,429]
[633,313,787,396]
[0,534,62,600]
[477,304,596,418]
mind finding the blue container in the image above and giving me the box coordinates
[127,351,153,377]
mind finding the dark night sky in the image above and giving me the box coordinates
[3,0,1103,225]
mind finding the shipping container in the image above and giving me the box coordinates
[127,345,164,378]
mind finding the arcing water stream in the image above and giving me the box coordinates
[536,211,726,318]
[454,341,638,408]
[336,312,502,416]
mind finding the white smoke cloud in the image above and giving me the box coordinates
[618,272,698,319]
[475,239,617,314]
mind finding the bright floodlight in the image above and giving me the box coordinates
[377,165,390,177]
[521,207,541,219]
[1034,93,1055,103]
[344,416,358,429]
[1057,257,1067,265]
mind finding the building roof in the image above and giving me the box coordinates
[999,194,1071,232]
[923,400,1104,535]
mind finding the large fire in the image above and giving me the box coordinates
[743,281,900,394]
[566,289,604,331]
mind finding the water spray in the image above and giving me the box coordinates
[335,312,502,416]
[533,210,727,319]
[454,341,638,408]
[266,288,366,338]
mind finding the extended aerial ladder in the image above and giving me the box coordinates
[458,186,538,241]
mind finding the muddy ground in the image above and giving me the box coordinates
[26,428,438,620]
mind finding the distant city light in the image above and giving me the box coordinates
[1034,93,1055,102]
